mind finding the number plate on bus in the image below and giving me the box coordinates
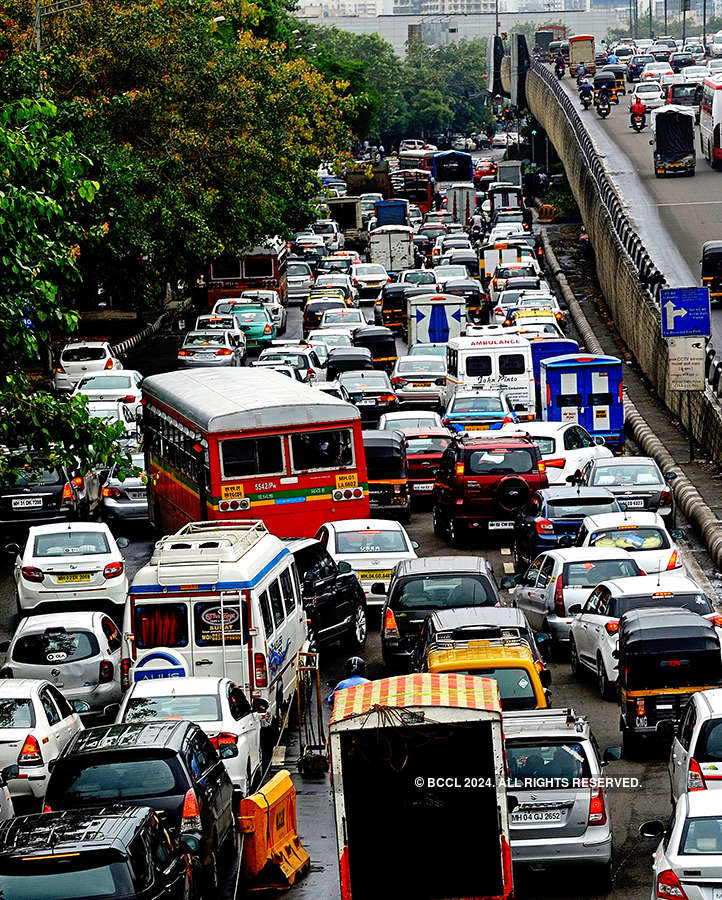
[11,498,42,509]
[358,570,393,581]
[56,573,92,583]
[488,521,514,530]
[511,810,562,823]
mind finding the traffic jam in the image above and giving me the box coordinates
[1,133,721,900]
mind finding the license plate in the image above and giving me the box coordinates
[358,570,393,580]
[11,498,42,509]
[357,399,376,406]
[511,810,562,823]
[413,483,434,492]
[489,520,515,530]
[464,424,491,430]
[622,498,645,508]
[128,490,147,500]
[412,382,431,387]
[55,573,92,583]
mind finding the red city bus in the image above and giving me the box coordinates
[700,75,722,167]
[388,168,434,214]
[206,238,288,310]
[143,368,369,537]
[397,149,435,172]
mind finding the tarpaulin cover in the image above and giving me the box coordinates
[651,105,696,162]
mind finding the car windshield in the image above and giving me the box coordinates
[60,757,183,802]
[547,497,619,518]
[0,699,35,728]
[397,359,446,375]
[506,739,591,784]
[589,527,669,550]
[61,347,106,362]
[76,376,131,390]
[335,529,408,554]
[124,694,221,722]
[456,667,537,711]
[0,861,134,899]
[184,333,224,347]
[680,817,722,855]
[466,449,535,475]
[404,271,436,284]
[406,436,451,454]
[451,396,504,413]
[591,464,662,486]
[394,575,495,609]
[13,630,99,665]
[614,592,713,617]
[563,558,640,586]
[342,373,389,390]
[33,531,111,557]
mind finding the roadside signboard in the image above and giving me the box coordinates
[661,287,711,337]
[667,336,705,391]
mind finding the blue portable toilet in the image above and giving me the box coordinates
[528,336,580,388]
[540,353,624,454]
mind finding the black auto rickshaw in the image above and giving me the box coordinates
[617,607,722,758]
[353,326,398,374]
[593,70,619,104]
[443,279,489,325]
[412,234,431,267]
[376,284,407,333]
[602,63,626,94]
[701,240,722,303]
[361,429,410,522]
[326,347,374,381]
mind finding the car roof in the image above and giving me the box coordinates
[544,547,638,562]
[592,456,657,467]
[394,556,491,576]
[126,677,227,698]
[61,341,110,349]
[499,421,576,436]
[601,573,701,595]
[428,606,526,630]
[27,522,110,537]
[67,721,189,755]
[401,427,452,438]
[0,678,46,698]
[453,389,506,399]
[453,434,537,449]
[503,708,592,740]
[15,611,106,636]
[581,511,664,529]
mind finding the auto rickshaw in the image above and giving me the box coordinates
[353,326,398,374]
[376,283,407,333]
[361,429,410,522]
[617,607,722,759]
[326,347,374,381]
[701,240,722,302]
[593,70,619,105]
[443,279,488,325]
[602,63,626,94]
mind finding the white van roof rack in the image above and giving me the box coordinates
[504,708,588,733]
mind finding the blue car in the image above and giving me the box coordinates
[441,389,518,433]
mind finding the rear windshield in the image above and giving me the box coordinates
[547,497,619,518]
[323,312,363,324]
[406,436,451,454]
[58,756,184,802]
[342,373,389,390]
[0,699,35,728]
[456,668,536,710]
[614,592,712,617]
[233,310,269,324]
[34,531,111,557]
[526,436,555,454]
[61,347,107,362]
[397,359,446,375]
[366,452,405,480]
[680,816,722,855]
[124,694,221,723]
[0,861,133,900]
[260,353,306,368]
[11,465,63,486]
[563,558,640,586]
[184,333,224,346]
[506,739,592,785]
[403,271,436,284]
[313,333,351,347]
[393,575,495,609]
[627,651,722,690]
[335,529,408,554]
[356,266,386,276]
[591,464,662,486]
[12,631,99,665]
[466,449,535,475]
[451,396,504,413]
[76,376,131,390]
[288,263,311,276]
[588,527,669,551]
[382,416,437,429]
[671,84,698,100]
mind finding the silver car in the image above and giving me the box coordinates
[177,329,245,367]
[390,355,447,408]
[287,260,315,302]
[101,452,148,523]
[505,708,617,887]
[576,455,675,525]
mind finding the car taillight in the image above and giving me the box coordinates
[379,394,396,402]
[118,395,136,403]
[552,573,565,616]
[709,614,722,628]
[660,488,672,505]
[43,803,52,813]
[536,519,554,535]
[656,869,688,900]
[383,608,400,639]
[104,358,114,370]
[209,732,238,749]
[455,461,464,475]
[434,378,446,386]
[99,660,114,683]
[605,620,619,635]
[537,461,546,473]
[121,657,132,691]
[391,377,405,386]
[55,365,64,374]
[102,486,122,499]
[181,788,202,833]
[103,561,124,579]
[688,757,707,791]
[254,653,268,687]
[263,324,272,334]
[666,550,679,570]
[178,349,192,356]
[502,415,513,425]
[18,735,42,766]
[0,667,12,678]
[588,786,607,825]
[545,458,566,468]
[61,482,75,502]
[215,348,232,356]
[21,566,43,583]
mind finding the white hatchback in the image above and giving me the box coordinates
[315,518,418,605]
[11,522,129,617]
[575,511,683,574]
[499,421,612,484]
[54,342,122,392]
[71,371,144,416]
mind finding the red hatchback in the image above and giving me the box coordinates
[432,434,548,545]
[401,427,454,501]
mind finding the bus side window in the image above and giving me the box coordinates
[259,590,274,637]
[279,568,297,617]
[268,580,285,628]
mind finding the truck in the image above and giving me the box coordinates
[345,161,390,198]
[327,197,364,251]
[329,673,514,900]
[447,183,476,224]
[535,25,567,59]
[651,105,696,178]
[495,160,523,187]
[373,199,408,228]
[368,225,414,274]
[568,34,595,76]
[407,292,465,347]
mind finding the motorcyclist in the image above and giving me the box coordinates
[578,78,593,105]
[576,61,588,84]
[327,657,370,704]
[607,50,619,64]
[630,96,647,128]
[597,85,611,108]
[555,53,566,76]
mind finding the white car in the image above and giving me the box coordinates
[0,611,123,714]
[239,289,287,334]
[390,355,447,408]
[575,511,683,574]
[0,678,83,801]
[708,59,722,74]
[569,573,714,698]
[318,308,367,331]
[683,65,707,83]
[86,399,139,439]
[506,311,563,336]
[315,518,418,605]
[350,263,389,300]
[396,269,438,288]
[54,341,122,392]
[492,133,509,147]
[499,421,613,484]
[71,370,144,416]
[307,328,353,349]
[287,260,315,301]
[642,63,673,80]
[315,273,359,306]
[487,224,526,243]
[668,688,722,802]
[640,792,722,899]
[11,522,129,617]
[313,219,344,252]
[378,410,445,431]
[631,82,664,109]
[115,676,263,797]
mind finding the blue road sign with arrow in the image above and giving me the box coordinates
[661,287,711,338]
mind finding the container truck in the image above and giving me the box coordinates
[495,160,523,187]
[651,105,696,177]
[407,292,465,347]
[368,225,414,274]
[327,197,364,250]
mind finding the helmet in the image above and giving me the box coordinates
[346,656,366,677]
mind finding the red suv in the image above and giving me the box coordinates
[432,434,548,545]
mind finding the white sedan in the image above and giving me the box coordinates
[683,65,708,83]
[116,676,263,797]
[630,81,666,109]
[575,511,683,573]
[11,522,129,617]
[71,370,144,415]
[499,421,612,484]
[641,63,673,80]
[314,519,418,605]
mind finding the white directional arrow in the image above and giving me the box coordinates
[664,300,688,333]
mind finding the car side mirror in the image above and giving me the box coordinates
[116,537,130,549]
[500,576,516,590]
[370,582,387,596]
[568,604,583,615]
[337,560,352,574]
[639,820,666,841]
[252,696,269,714]
[539,668,552,688]
[220,743,239,759]
[179,834,200,854]
[0,765,18,784]
[665,471,678,481]
[411,540,419,550]
[603,746,622,764]
[4,543,19,557]
[670,529,684,540]
[594,435,606,445]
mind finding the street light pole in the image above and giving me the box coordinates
[495,0,499,38]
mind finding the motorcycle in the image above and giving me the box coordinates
[555,62,565,79]
[631,113,646,132]
[597,99,611,118]
[580,91,592,110]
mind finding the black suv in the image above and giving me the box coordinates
[44,721,234,896]
[0,456,94,534]
[286,537,367,650]
[0,805,197,899]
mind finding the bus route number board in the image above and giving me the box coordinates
[336,473,358,489]
[221,484,245,500]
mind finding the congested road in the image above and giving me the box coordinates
[1,285,717,898]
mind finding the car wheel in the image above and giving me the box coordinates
[597,656,614,701]
[203,846,219,900]
[344,604,367,650]
[432,505,444,537]
[569,639,583,679]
